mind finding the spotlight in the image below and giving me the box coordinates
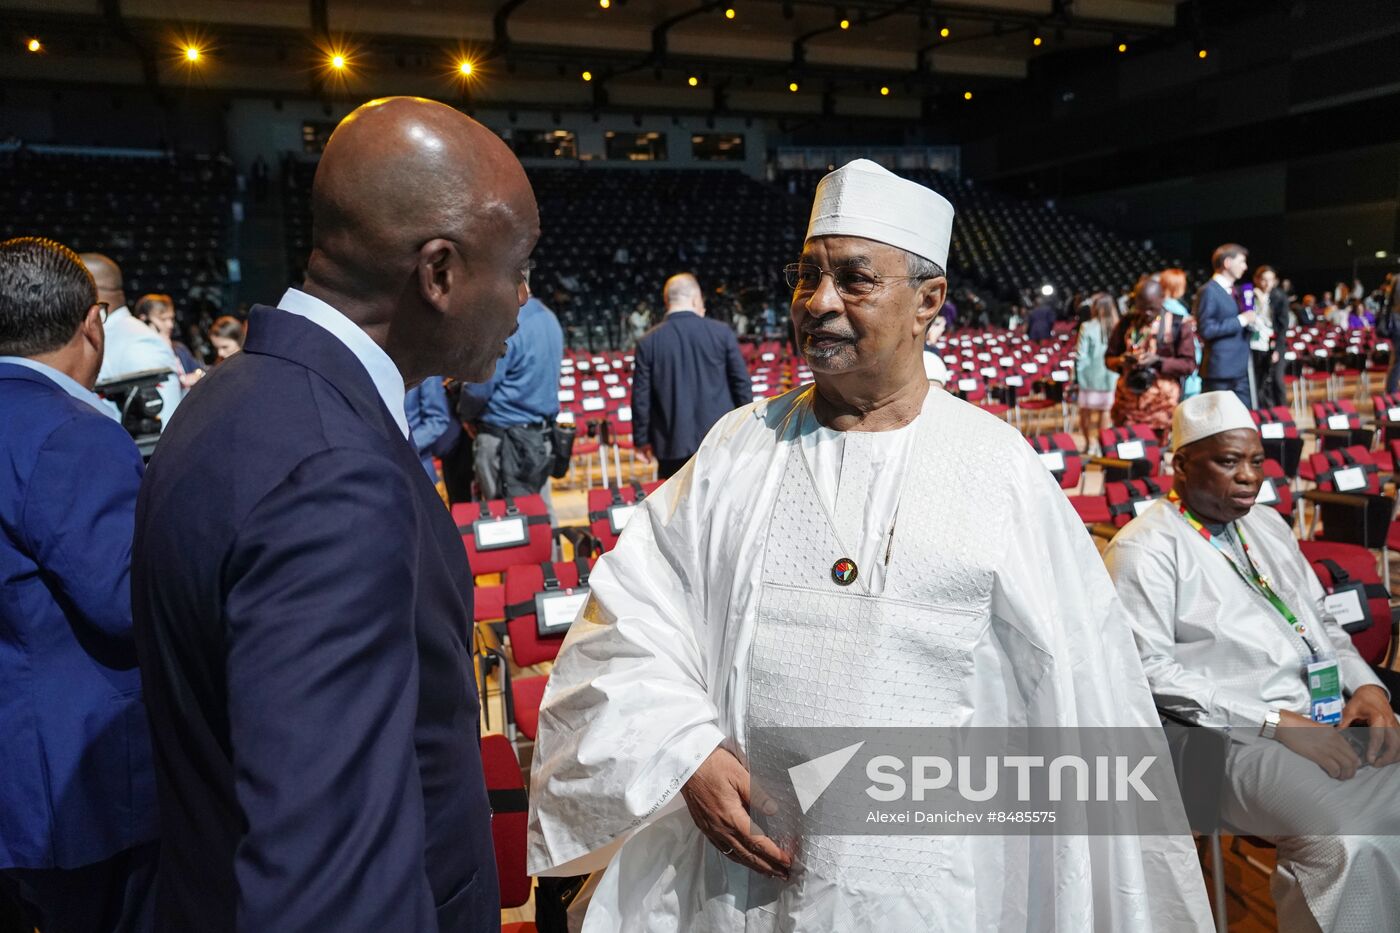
[1032,35,1042,47]
[582,70,593,81]
[840,18,850,30]
[26,38,42,53]
[184,45,201,62]
[1197,48,1208,59]
[879,86,889,96]
[458,59,473,76]
[963,90,973,100]
[1040,284,1054,297]
[725,7,736,19]
[1118,42,1128,53]
[940,26,950,38]
[330,53,346,70]
[688,75,699,86]
[599,0,610,8]
[789,81,799,92]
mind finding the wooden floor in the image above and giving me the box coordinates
[493,377,1400,931]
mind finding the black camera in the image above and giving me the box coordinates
[1124,365,1159,394]
[94,367,170,459]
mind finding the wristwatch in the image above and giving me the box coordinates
[1260,708,1281,740]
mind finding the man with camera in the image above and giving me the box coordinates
[1105,276,1197,441]
[0,237,157,932]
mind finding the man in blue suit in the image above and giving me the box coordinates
[0,237,157,932]
[131,98,538,931]
[1194,242,1256,409]
[633,273,753,477]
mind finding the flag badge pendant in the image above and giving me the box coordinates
[831,557,859,586]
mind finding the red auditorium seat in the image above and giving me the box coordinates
[482,733,534,928]
[451,494,553,576]
[1311,399,1372,452]
[1097,425,1161,481]
[1258,459,1295,524]
[587,481,663,552]
[1251,406,1305,479]
[498,558,596,740]
[1372,391,1400,449]
[1027,432,1110,524]
[1091,476,1169,539]
[1299,541,1396,668]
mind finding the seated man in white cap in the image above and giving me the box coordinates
[527,160,1210,931]
[1105,390,1400,932]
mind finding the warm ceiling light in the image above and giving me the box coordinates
[582,70,593,81]
[839,18,850,30]
[725,7,736,19]
[330,53,346,69]
[963,90,973,100]
[458,60,473,76]
[184,45,201,62]
[26,38,42,53]
[1197,48,1208,59]
[789,81,799,92]
[939,26,950,38]
[879,86,890,96]
[599,0,610,7]
[1032,35,1043,47]
[1118,42,1128,53]
[688,75,699,86]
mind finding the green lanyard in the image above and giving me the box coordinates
[1167,490,1322,658]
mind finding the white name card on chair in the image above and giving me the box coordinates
[1284,351,1298,361]
[999,356,1015,366]
[1021,362,1038,373]
[1052,371,1070,382]
[535,589,590,638]
[1327,413,1351,430]
[557,389,576,402]
[617,406,632,422]
[556,411,576,425]
[1035,354,1049,363]
[1256,479,1278,505]
[1005,375,1024,387]
[978,352,993,362]
[606,386,628,399]
[752,382,770,393]
[1324,340,1337,349]
[576,360,592,371]
[560,376,576,387]
[607,503,637,535]
[602,373,620,385]
[473,515,529,551]
[1324,589,1367,628]
[582,379,601,392]
[1038,450,1066,472]
[980,367,998,378]
[1131,497,1159,517]
[1260,422,1285,439]
[582,396,606,412]
[957,378,978,392]
[1334,466,1366,492]
[1388,407,1400,422]
[761,352,776,362]
[961,361,976,371]
[1117,439,1146,460]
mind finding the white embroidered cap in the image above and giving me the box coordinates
[805,159,955,269]
[1171,391,1258,451]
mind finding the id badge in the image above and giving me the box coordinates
[1306,658,1344,724]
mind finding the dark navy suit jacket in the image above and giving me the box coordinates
[632,311,752,461]
[0,363,155,870]
[131,307,498,931]
[1194,279,1250,381]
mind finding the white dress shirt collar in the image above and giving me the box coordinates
[276,288,410,439]
[0,355,120,420]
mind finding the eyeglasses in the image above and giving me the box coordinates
[783,262,930,299]
[92,301,110,324]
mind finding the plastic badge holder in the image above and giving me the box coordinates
[1131,497,1158,517]
[603,374,620,385]
[1038,450,1066,472]
[1324,588,1369,632]
[1260,422,1285,439]
[1333,466,1366,492]
[582,397,606,412]
[607,503,637,535]
[557,389,576,403]
[535,588,590,637]
[1388,406,1400,422]
[1052,371,1070,382]
[607,386,627,399]
[1116,439,1146,460]
[617,406,632,422]
[1256,480,1278,505]
[1327,413,1351,430]
[560,376,576,387]
[999,356,1015,366]
[980,367,998,378]
[978,352,992,362]
[473,515,529,552]
[582,379,601,392]
[1022,362,1038,373]
[1005,375,1024,387]
[957,378,978,392]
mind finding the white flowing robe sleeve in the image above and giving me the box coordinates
[527,440,730,877]
[990,451,1213,932]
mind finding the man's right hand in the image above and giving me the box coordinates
[636,444,654,464]
[1275,710,1363,780]
[681,747,792,880]
[1239,311,1258,328]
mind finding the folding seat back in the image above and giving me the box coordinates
[1374,392,1400,446]
[1300,543,1393,668]
[451,494,553,575]
[1099,424,1162,477]
[1252,406,1304,477]
[1027,432,1082,490]
[1313,399,1371,451]
[504,558,594,667]
[482,733,531,910]
[1308,446,1381,494]
[1104,476,1169,528]
[588,480,663,551]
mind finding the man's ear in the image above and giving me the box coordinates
[80,303,105,348]
[913,276,947,335]
[416,239,458,314]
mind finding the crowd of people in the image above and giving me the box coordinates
[3,97,1400,933]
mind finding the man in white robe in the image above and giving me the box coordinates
[528,159,1212,932]
[1104,391,1400,931]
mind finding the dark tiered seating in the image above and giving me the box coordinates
[0,146,234,313]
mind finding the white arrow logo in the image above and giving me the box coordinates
[788,741,865,813]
